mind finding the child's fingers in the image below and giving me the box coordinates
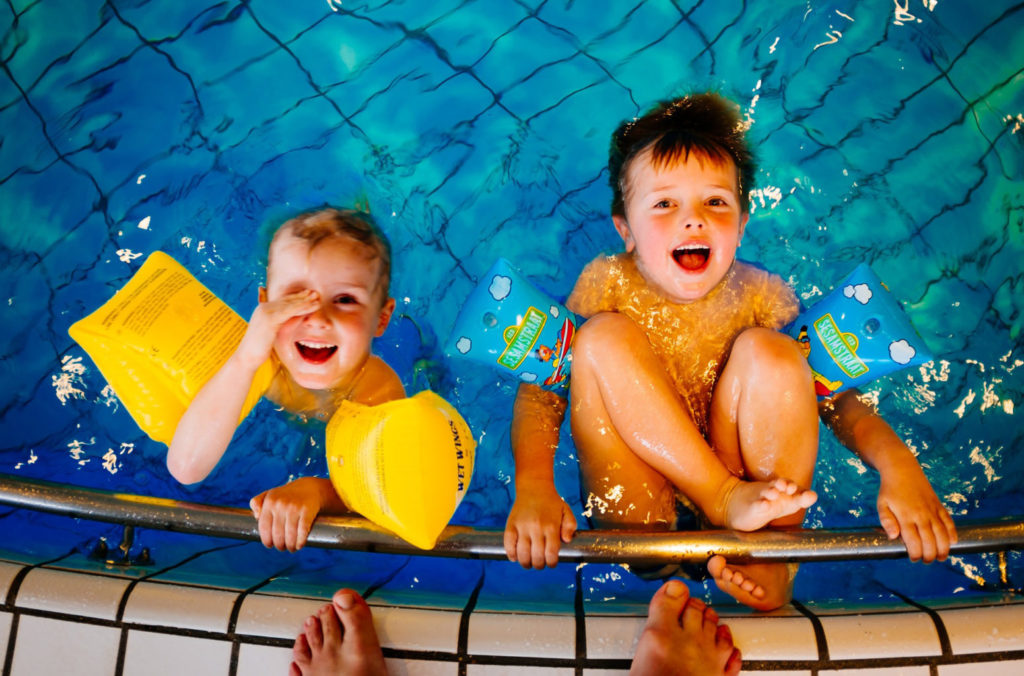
[878,504,900,540]
[919,522,939,563]
[289,511,314,552]
[271,290,319,317]
[939,507,958,545]
[257,510,275,549]
[530,532,548,570]
[250,493,265,518]
[543,529,561,568]
[901,522,924,561]
[560,504,577,544]
[503,526,519,563]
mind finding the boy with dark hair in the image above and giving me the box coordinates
[504,94,956,610]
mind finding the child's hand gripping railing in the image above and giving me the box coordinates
[0,473,1020,565]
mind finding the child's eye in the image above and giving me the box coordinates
[334,295,358,305]
[653,199,673,209]
[707,197,729,207]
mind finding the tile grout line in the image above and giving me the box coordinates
[790,598,829,670]
[361,556,412,600]
[113,540,250,675]
[2,550,77,676]
[227,569,290,676]
[456,562,486,676]
[574,565,585,676]
[883,587,955,657]
[1,614,17,676]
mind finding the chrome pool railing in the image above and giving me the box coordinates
[1,474,1021,564]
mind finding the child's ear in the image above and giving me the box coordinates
[375,297,396,337]
[612,215,635,252]
[258,287,267,303]
[738,212,749,245]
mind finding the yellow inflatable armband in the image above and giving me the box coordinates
[326,391,475,549]
[69,251,274,445]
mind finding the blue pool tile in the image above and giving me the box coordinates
[472,559,578,613]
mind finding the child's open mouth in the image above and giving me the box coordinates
[673,244,711,272]
[295,340,337,364]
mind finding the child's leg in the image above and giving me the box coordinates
[706,327,820,609]
[570,313,814,532]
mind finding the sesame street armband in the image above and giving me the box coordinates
[446,259,581,393]
[68,252,274,444]
[325,391,475,550]
[788,263,933,398]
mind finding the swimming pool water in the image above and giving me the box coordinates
[1,0,1022,608]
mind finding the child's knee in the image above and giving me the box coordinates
[574,312,642,362]
[733,328,811,382]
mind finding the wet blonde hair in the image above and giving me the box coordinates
[269,207,392,302]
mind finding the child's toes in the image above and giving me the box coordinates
[292,630,312,667]
[306,611,328,652]
[716,623,733,650]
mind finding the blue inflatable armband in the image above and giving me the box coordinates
[446,259,580,393]
[788,263,933,398]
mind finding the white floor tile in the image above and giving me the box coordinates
[940,660,1024,675]
[820,612,941,659]
[122,580,239,632]
[374,605,462,653]
[235,593,326,639]
[467,666,574,675]
[10,615,120,676]
[385,657,460,675]
[17,568,130,620]
[468,611,575,659]
[0,561,25,601]
[939,604,1024,654]
[727,615,819,661]
[585,614,644,659]
[819,668,930,676]
[122,630,231,676]
[236,642,295,676]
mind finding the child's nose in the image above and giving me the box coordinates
[302,303,330,326]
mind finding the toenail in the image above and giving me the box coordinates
[664,579,686,598]
[335,590,356,610]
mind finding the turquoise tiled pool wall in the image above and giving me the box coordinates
[1,0,1022,610]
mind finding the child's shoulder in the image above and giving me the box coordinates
[732,260,799,327]
[732,260,790,290]
[351,355,405,406]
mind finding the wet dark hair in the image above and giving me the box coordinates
[608,93,756,217]
[270,207,392,303]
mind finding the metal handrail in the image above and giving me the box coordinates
[1,473,1021,563]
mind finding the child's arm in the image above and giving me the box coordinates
[166,290,319,484]
[249,357,406,552]
[504,383,577,569]
[822,389,958,562]
[249,477,348,551]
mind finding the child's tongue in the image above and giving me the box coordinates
[296,342,337,364]
[673,246,710,271]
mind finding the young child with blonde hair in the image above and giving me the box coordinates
[167,207,405,552]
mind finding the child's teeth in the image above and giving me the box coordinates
[298,340,332,348]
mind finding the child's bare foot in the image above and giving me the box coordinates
[707,556,794,612]
[720,477,816,532]
[630,579,742,676]
[290,589,387,676]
